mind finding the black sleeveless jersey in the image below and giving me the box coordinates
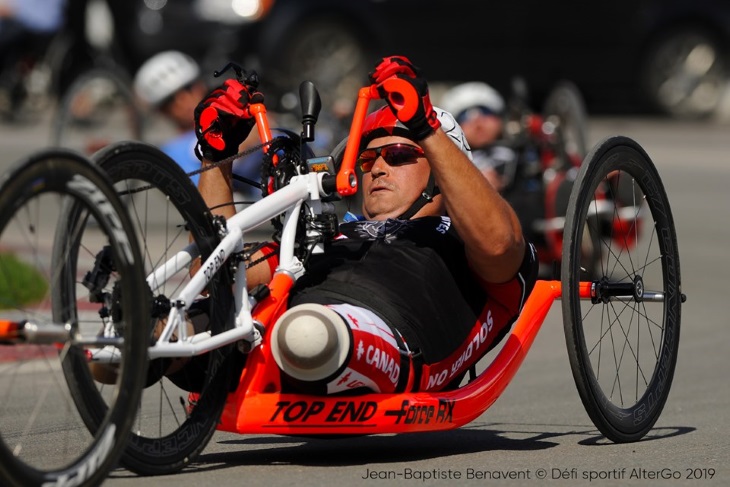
[289,216,490,363]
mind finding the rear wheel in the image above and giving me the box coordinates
[0,151,148,486]
[562,136,682,442]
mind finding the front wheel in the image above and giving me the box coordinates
[561,136,682,442]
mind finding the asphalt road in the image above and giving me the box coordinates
[1,113,728,487]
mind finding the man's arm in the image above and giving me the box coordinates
[196,157,275,288]
[369,55,525,283]
[420,129,525,283]
[194,78,275,288]
[198,160,235,219]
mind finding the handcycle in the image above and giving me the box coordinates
[501,78,590,275]
[0,66,683,481]
[500,78,640,278]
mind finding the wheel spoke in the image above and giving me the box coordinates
[0,151,148,484]
[562,136,681,442]
[90,142,233,475]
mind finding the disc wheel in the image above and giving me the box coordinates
[561,135,682,442]
[0,151,148,486]
[58,142,236,475]
[641,28,727,119]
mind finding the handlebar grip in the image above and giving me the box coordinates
[378,78,418,121]
[321,174,337,195]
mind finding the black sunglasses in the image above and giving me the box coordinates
[357,143,425,173]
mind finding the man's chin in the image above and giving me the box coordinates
[363,194,410,220]
[362,208,402,221]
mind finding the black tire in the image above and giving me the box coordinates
[0,151,148,486]
[63,142,235,475]
[640,28,727,119]
[561,136,682,442]
[543,79,589,162]
[51,67,145,155]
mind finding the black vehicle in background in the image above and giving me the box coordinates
[8,0,725,138]
[360,0,730,119]
[112,0,730,121]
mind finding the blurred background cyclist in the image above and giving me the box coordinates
[0,0,66,116]
[439,81,516,192]
[134,50,208,185]
[134,49,264,203]
[440,81,543,257]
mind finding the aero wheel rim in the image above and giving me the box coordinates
[564,137,681,441]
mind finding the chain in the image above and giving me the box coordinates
[115,139,277,197]
[236,241,277,269]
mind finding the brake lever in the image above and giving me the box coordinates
[213,62,260,90]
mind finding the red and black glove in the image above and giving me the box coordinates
[369,56,440,140]
[194,79,264,162]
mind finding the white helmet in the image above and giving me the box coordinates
[133,50,201,106]
[440,81,505,120]
[433,106,473,161]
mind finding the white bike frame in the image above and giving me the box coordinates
[93,86,376,364]
[91,170,336,363]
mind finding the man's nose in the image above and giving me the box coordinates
[369,156,389,177]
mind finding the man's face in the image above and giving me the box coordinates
[460,113,503,148]
[160,82,207,131]
[360,135,434,220]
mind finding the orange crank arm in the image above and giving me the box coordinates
[336,85,380,196]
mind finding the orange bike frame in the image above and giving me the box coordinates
[218,278,591,435]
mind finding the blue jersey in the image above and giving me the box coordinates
[161,131,201,185]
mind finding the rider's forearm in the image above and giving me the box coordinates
[198,159,236,220]
[195,158,274,288]
[420,129,525,283]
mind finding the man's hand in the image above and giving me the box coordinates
[194,79,263,162]
[369,56,440,140]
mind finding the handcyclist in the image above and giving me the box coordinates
[194,55,538,394]
[439,81,516,192]
[440,80,544,257]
